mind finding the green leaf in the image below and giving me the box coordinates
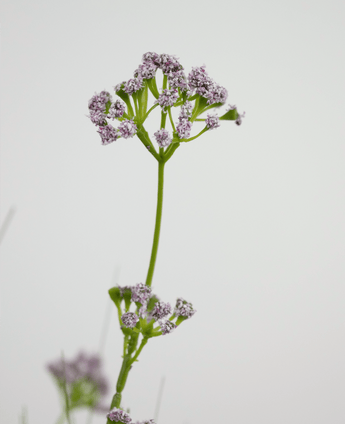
[219,108,238,121]
[108,287,121,307]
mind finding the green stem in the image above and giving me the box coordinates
[168,107,176,132]
[129,338,148,365]
[145,160,165,287]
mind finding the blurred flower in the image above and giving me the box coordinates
[154,128,172,148]
[121,312,139,328]
[47,351,108,410]
[131,283,152,305]
[107,407,132,423]
[151,301,172,321]
[159,320,177,335]
[205,114,220,130]
[174,298,196,319]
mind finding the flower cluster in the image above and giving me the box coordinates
[154,128,172,148]
[176,116,192,139]
[205,114,220,130]
[151,301,172,320]
[118,119,137,139]
[155,88,179,112]
[47,352,108,409]
[107,408,156,424]
[174,298,196,319]
[188,66,228,105]
[131,282,152,304]
[121,312,139,329]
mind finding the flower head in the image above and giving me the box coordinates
[154,128,172,148]
[118,119,137,139]
[205,114,220,130]
[205,84,228,105]
[174,298,196,319]
[159,320,177,335]
[142,52,160,65]
[134,62,157,80]
[157,53,182,75]
[176,118,192,139]
[167,70,189,92]
[131,283,152,305]
[89,110,107,126]
[107,407,132,423]
[114,81,126,93]
[123,77,143,95]
[151,301,172,321]
[179,101,193,120]
[121,312,139,329]
[108,100,126,119]
[88,91,112,112]
[97,124,119,145]
[155,89,178,112]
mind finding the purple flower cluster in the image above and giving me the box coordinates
[155,89,179,113]
[131,283,152,305]
[154,128,172,148]
[123,77,143,95]
[151,301,172,320]
[174,298,196,319]
[159,320,177,335]
[97,124,119,145]
[176,118,192,139]
[188,66,228,105]
[167,70,190,92]
[134,62,157,80]
[108,100,126,119]
[121,312,139,329]
[107,408,132,423]
[47,351,108,395]
[88,91,112,112]
[118,119,137,138]
[205,114,220,130]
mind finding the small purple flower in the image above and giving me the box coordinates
[134,62,157,80]
[151,301,172,320]
[159,320,177,335]
[155,89,179,112]
[121,312,139,329]
[123,77,143,95]
[97,124,119,145]
[118,119,137,139]
[108,100,126,119]
[107,407,132,423]
[154,128,172,148]
[131,283,152,305]
[176,118,192,139]
[236,111,246,126]
[88,91,112,112]
[89,110,107,126]
[188,66,213,96]
[174,298,195,319]
[205,114,220,130]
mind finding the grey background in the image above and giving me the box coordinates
[1,0,345,423]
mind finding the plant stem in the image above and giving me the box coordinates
[145,160,165,287]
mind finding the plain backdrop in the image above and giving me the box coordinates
[1,0,345,423]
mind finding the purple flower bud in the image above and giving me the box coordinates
[88,91,112,112]
[118,119,137,139]
[123,77,143,95]
[174,298,196,319]
[97,124,119,145]
[155,89,179,112]
[188,66,211,95]
[159,320,177,335]
[154,128,172,148]
[176,118,192,139]
[107,408,132,423]
[236,111,246,126]
[205,114,220,130]
[108,100,126,119]
[131,283,152,305]
[89,110,107,126]
[121,312,139,329]
[134,62,157,80]
[151,301,172,320]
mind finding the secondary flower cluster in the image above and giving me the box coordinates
[88,52,244,148]
[107,407,155,424]
[47,351,108,409]
[109,283,195,337]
